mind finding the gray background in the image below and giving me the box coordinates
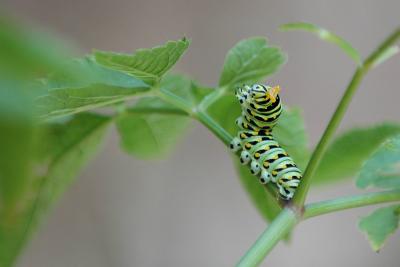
[4,0,400,266]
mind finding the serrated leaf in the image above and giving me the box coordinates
[0,113,110,267]
[280,22,361,64]
[219,37,286,88]
[95,38,190,85]
[359,205,400,252]
[357,134,400,189]
[36,58,150,119]
[116,75,193,159]
[314,124,400,185]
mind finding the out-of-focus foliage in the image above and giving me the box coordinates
[0,16,192,266]
[359,205,400,252]
[355,135,400,251]
[313,124,400,185]
[357,134,400,189]
[116,75,192,159]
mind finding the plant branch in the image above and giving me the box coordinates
[126,106,189,116]
[293,27,400,207]
[236,208,298,267]
[195,110,232,145]
[303,189,400,219]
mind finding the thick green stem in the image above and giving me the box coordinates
[304,189,400,219]
[236,208,298,267]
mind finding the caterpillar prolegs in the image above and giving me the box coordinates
[229,84,302,200]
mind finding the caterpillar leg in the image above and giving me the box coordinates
[240,150,251,164]
[278,185,295,200]
[250,160,261,175]
[259,169,271,184]
[230,137,241,152]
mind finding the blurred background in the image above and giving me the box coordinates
[2,0,400,266]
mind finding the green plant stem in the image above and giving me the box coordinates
[293,67,364,205]
[237,208,297,267]
[126,106,188,116]
[303,189,400,219]
[195,110,232,145]
[293,27,400,207]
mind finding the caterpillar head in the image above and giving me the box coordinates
[235,84,281,106]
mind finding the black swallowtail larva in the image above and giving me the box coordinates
[230,84,302,200]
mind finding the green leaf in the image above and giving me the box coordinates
[116,75,193,159]
[280,22,361,65]
[314,124,400,185]
[235,159,282,221]
[94,38,190,85]
[219,37,286,88]
[0,82,37,215]
[159,74,213,108]
[0,113,110,267]
[357,134,400,189]
[359,205,400,252]
[273,108,309,170]
[36,58,150,119]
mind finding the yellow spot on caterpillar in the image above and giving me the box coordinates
[254,152,261,159]
[240,133,246,139]
[263,162,269,168]
[245,143,251,149]
[272,170,278,176]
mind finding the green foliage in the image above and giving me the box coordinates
[36,58,150,119]
[0,113,110,267]
[0,83,37,214]
[1,16,400,266]
[95,38,190,85]
[314,124,400,185]
[273,108,309,170]
[219,37,286,88]
[357,134,400,189]
[116,76,191,159]
[280,22,361,64]
[359,205,400,252]
[0,17,71,79]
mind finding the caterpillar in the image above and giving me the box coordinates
[229,84,302,200]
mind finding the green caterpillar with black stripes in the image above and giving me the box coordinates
[230,84,302,200]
